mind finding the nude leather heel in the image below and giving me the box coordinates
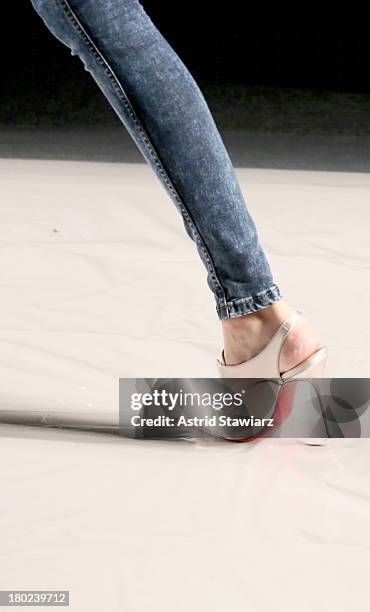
[216,309,329,445]
[283,348,329,446]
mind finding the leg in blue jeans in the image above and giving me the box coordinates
[30,0,282,320]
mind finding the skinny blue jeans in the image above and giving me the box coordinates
[30,0,282,320]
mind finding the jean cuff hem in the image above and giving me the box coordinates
[216,284,282,320]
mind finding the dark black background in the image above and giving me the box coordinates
[2,2,369,92]
[1,2,370,170]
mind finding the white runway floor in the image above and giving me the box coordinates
[1,159,370,610]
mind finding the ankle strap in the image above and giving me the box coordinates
[280,309,303,333]
[252,308,304,357]
[274,309,303,366]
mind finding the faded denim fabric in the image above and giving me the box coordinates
[30,0,282,319]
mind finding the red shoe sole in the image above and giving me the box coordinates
[222,381,298,443]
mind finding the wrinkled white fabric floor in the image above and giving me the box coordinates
[1,159,370,611]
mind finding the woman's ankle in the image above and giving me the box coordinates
[221,301,321,370]
[221,302,290,365]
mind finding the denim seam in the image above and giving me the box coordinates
[54,0,229,313]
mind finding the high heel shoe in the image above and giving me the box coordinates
[216,309,329,444]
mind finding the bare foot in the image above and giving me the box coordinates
[221,300,322,374]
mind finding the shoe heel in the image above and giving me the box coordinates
[274,382,298,426]
[283,347,329,446]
